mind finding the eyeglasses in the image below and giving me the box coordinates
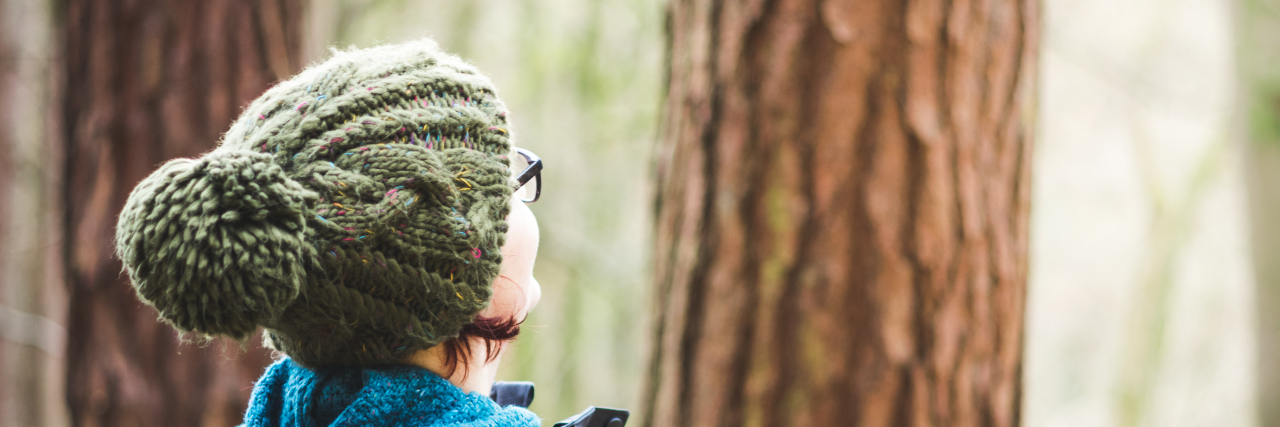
[513,147,542,203]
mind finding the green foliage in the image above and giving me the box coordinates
[1248,82,1280,145]
[1239,0,1280,146]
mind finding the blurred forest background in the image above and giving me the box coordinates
[0,0,1273,426]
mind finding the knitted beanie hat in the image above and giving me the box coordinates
[115,40,516,367]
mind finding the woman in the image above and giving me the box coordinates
[114,39,543,426]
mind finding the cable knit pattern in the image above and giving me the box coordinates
[243,358,539,427]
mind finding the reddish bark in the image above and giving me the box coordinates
[60,1,303,425]
[645,1,1038,426]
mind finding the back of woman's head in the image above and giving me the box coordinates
[114,39,519,367]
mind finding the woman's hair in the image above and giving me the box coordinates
[438,275,525,378]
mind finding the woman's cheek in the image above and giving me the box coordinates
[525,276,541,316]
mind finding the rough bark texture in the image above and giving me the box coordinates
[60,0,303,425]
[1238,1,1280,425]
[644,1,1038,426]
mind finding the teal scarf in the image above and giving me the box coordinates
[242,358,540,427]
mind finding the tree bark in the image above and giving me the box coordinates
[60,0,303,425]
[644,1,1037,426]
[1237,1,1280,425]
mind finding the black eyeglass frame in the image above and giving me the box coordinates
[513,147,542,203]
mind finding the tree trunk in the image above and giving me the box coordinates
[60,0,303,425]
[1237,1,1280,425]
[644,1,1037,426]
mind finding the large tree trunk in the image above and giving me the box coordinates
[1238,0,1280,425]
[60,0,303,425]
[644,1,1037,426]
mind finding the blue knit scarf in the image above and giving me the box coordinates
[242,358,540,427]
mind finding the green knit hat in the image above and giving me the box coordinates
[114,40,516,367]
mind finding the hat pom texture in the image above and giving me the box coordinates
[116,151,318,339]
[115,40,515,366]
